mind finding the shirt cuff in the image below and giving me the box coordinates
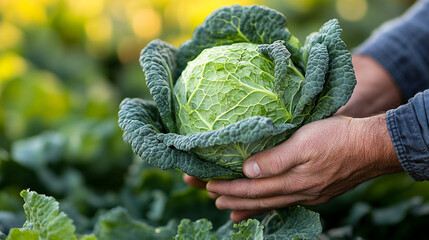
[386,91,429,181]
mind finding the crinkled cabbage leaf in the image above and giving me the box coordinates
[118,5,356,179]
[7,190,321,240]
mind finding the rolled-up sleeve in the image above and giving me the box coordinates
[386,90,429,181]
[355,0,429,180]
[355,0,429,100]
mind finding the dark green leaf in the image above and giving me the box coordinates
[303,19,356,123]
[11,132,66,168]
[292,43,329,125]
[263,206,322,240]
[140,39,178,132]
[93,207,175,240]
[257,40,306,124]
[176,5,292,72]
[118,98,238,179]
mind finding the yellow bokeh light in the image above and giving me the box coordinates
[336,0,367,22]
[1,0,48,25]
[66,0,104,18]
[0,53,28,84]
[0,23,23,51]
[174,0,256,34]
[85,16,112,43]
[131,8,162,39]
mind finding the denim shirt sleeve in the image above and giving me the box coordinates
[354,0,429,100]
[386,90,429,181]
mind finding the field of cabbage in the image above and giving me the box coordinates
[1,0,428,239]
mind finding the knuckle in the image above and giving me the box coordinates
[280,176,306,194]
[257,198,274,209]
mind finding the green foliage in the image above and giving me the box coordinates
[174,5,293,72]
[93,207,175,240]
[118,5,356,179]
[263,207,322,240]
[6,190,76,240]
[1,1,427,240]
[7,190,321,240]
[231,219,264,240]
[175,219,217,240]
[173,206,322,240]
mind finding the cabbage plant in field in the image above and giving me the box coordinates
[118,5,356,179]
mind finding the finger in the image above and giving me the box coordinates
[183,174,207,189]
[230,210,269,223]
[215,194,309,211]
[208,192,219,199]
[243,140,300,178]
[207,175,304,199]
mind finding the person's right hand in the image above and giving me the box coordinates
[205,115,403,222]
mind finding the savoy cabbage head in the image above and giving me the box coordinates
[118,5,356,179]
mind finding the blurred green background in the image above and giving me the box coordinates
[2,0,429,239]
[0,0,416,143]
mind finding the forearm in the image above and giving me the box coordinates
[340,0,429,117]
[353,0,429,101]
[351,114,403,179]
[337,55,403,117]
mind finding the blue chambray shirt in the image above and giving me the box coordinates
[355,0,429,181]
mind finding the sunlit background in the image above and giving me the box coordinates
[0,0,415,143]
[2,0,427,238]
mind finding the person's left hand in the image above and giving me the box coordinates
[200,115,402,222]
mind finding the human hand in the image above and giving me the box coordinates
[206,115,403,222]
[183,174,219,199]
[337,55,403,117]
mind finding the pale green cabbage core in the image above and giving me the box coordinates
[174,42,290,136]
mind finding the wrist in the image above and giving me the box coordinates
[351,114,403,178]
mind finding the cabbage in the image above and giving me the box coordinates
[118,5,356,179]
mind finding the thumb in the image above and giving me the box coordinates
[243,142,298,178]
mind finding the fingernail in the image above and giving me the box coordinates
[245,159,261,178]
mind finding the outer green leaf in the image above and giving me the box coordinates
[160,116,294,151]
[291,43,329,125]
[303,19,356,123]
[93,207,175,240]
[174,208,321,240]
[174,219,216,240]
[231,219,264,240]
[119,98,296,177]
[140,39,178,132]
[372,197,423,226]
[118,98,240,179]
[263,206,322,240]
[6,229,38,240]
[257,40,306,123]
[9,190,76,240]
[11,131,66,168]
[174,218,264,240]
[176,5,292,72]
[77,235,98,240]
